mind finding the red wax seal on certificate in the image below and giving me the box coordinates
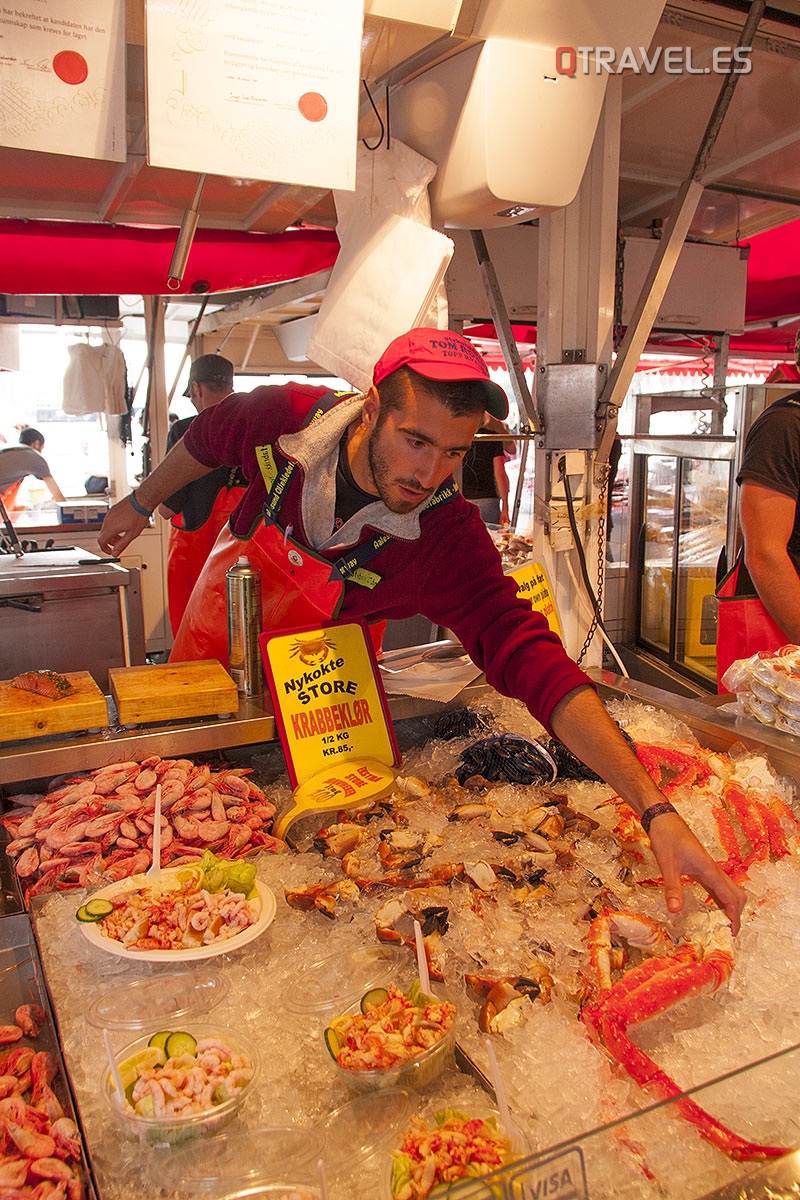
[53,50,89,85]
[298,92,328,122]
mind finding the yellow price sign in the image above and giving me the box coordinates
[274,757,396,842]
[509,561,562,638]
[260,620,400,789]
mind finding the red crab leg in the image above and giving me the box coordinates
[633,744,663,786]
[763,792,800,833]
[662,759,708,795]
[721,780,770,866]
[582,950,790,1162]
[597,1011,789,1161]
[709,802,744,874]
[752,799,791,859]
[634,744,713,792]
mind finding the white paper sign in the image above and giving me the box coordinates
[0,0,125,161]
[146,0,362,189]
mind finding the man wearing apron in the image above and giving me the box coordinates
[99,327,745,934]
[158,354,247,635]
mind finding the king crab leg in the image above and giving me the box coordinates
[581,911,791,1162]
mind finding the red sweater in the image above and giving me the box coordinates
[184,383,591,731]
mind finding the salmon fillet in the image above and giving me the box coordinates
[11,670,75,699]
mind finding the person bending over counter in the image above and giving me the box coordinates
[0,427,65,510]
[99,326,746,934]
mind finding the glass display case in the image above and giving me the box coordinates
[639,448,731,684]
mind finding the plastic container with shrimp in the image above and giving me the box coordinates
[90,970,260,1148]
[101,1022,260,1147]
[323,984,456,1094]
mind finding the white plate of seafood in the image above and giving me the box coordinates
[78,869,276,962]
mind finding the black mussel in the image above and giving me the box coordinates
[455,734,558,786]
[492,829,524,846]
[514,976,546,998]
[435,706,495,741]
[493,865,520,882]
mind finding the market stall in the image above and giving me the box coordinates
[4,2,800,1197]
[3,675,800,1199]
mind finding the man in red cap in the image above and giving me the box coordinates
[99,326,745,934]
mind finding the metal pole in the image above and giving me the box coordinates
[469,229,540,430]
[600,0,765,415]
[168,296,209,405]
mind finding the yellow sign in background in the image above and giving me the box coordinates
[509,561,562,638]
[260,620,399,788]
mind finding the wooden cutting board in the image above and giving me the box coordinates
[108,660,239,725]
[0,672,108,742]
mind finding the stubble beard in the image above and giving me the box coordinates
[367,422,430,514]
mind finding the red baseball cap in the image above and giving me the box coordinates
[373,327,508,419]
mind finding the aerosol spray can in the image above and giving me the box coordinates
[226,556,263,695]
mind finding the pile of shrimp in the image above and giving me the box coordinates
[128,1036,254,1119]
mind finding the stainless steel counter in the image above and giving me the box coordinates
[0,547,146,690]
[0,677,490,790]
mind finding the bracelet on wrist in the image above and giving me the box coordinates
[640,801,678,836]
[128,490,153,518]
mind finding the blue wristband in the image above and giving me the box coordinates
[128,490,153,518]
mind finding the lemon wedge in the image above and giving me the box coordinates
[114,1046,166,1094]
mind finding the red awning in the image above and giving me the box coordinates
[0,214,798,365]
[0,220,340,296]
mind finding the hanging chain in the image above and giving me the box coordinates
[575,461,610,667]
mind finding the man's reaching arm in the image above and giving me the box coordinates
[98,440,214,556]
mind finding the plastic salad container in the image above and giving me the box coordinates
[323,982,456,1093]
[384,1105,525,1200]
[101,1022,260,1146]
[91,970,259,1148]
[161,1125,323,1197]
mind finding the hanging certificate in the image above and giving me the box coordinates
[0,0,125,161]
[146,0,362,188]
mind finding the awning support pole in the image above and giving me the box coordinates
[469,229,540,430]
[599,0,765,416]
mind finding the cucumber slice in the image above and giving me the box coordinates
[76,904,102,922]
[360,986,389,1013]
[85,898,114,918]
[147,1030,171,1053]
[164,1031,197,1059]
[323,1027,341,1061]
